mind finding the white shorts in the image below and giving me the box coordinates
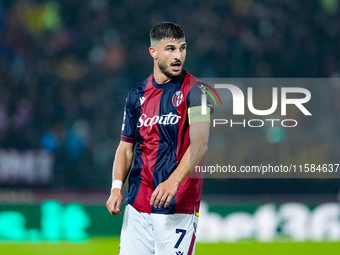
[119,205,199,255]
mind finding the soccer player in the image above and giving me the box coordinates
[106,22,212,255]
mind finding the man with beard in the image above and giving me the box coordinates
[106,22,213,255]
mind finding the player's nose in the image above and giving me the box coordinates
[173,49,181,60]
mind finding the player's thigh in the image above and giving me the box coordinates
[152,213,198,255]
[119,205,155,255]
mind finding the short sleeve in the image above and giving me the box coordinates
[187,82,214,124]
[121,90,137,143]
[187,83,214,112]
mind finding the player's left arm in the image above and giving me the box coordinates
[150,118,210,209]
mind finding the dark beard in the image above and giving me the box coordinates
[158,61,180,80]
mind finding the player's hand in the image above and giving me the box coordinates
[106,189,124,215]
[150,179,179,209]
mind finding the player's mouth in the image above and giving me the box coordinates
[171,61,182,72]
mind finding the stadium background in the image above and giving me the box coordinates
[0,0,340,254]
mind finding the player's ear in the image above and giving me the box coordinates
[149,47,157,59]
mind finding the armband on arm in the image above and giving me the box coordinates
[188,106,211,125]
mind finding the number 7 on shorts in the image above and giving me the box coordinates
[174,229,187,248]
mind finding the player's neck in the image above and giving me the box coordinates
[153,66,171,84]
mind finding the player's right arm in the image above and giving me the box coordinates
[106,88,137,215]
[106,141,134,215]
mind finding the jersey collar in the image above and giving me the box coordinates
[152,70,186,89]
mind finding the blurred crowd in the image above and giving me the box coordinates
[0,0,339,190]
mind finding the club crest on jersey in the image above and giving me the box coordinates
[172,91,183,107]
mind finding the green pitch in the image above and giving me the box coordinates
[1,237,339,255]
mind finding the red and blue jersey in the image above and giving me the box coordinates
[121,71,211,215]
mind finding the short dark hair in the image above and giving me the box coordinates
[150,22,185,46]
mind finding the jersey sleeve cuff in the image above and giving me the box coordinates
[121,135,135,143]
